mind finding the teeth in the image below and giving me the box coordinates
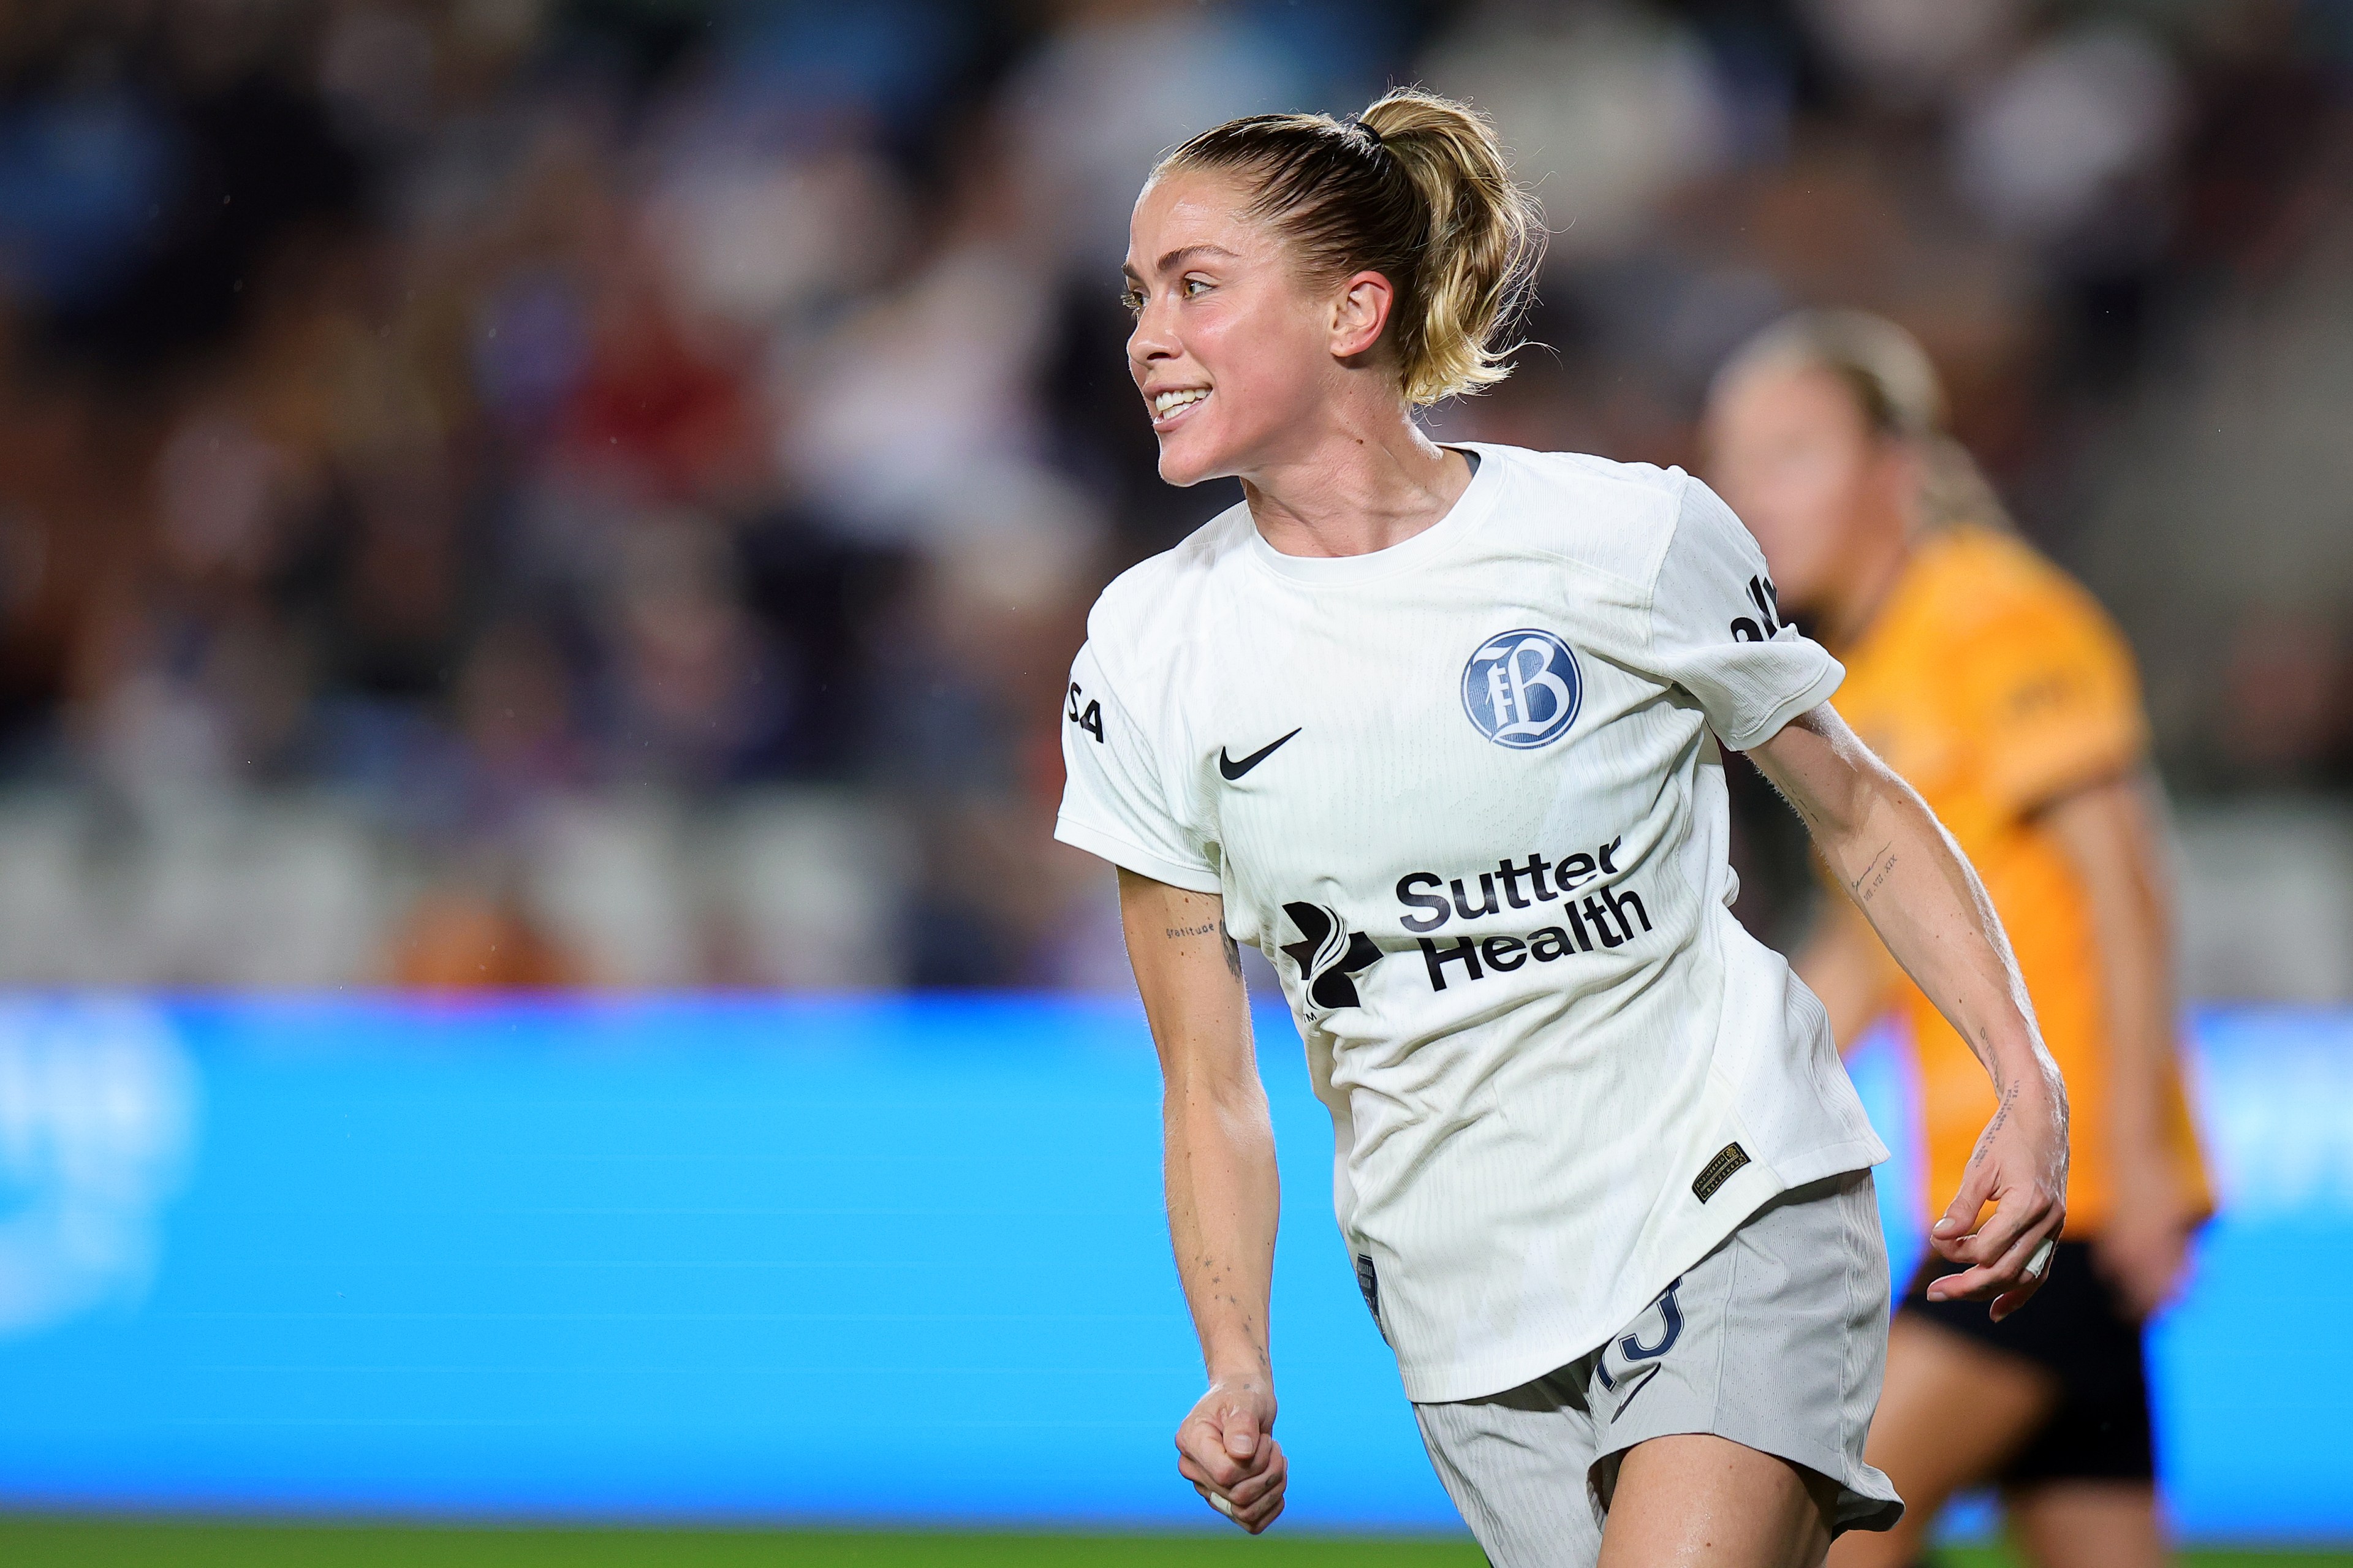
[1154,388,1208,417]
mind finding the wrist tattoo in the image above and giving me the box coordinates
[1968,1078,2020,1170]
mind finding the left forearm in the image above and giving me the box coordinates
[1753,703,2067,1305]
[1765,711,2057,1103]
[1824,780,2051,1093]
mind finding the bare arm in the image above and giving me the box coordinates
[1750,704,2069,1320]
[1116,867,1287,1533]
[2040,772,2199,1317]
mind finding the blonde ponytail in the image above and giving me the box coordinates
[1357,89,1544,404]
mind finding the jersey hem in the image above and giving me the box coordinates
[1391,1136,1888,1405]
[1718,659,1846,754]
[1052,814,1222,895]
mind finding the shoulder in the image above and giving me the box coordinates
[1479,443,1692,519]
[1469,444,1704,588]
[1082,500,1257,672]
[1908,528,2129,656]
[1898,529,2143,731]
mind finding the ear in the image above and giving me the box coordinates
[1328,270,1395,362]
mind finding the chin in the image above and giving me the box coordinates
[1157,452,1212,487]
[1154,431,1233,488]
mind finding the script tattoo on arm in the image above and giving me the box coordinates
[1850,841,1898,905]
[1165,918,1246,983]
[1967,1078,2020,1172]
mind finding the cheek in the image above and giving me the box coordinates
[1784,452,1862,525]
[1199,307,1322,425]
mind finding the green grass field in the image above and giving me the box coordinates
[0,1521,2346,1568]
[3,1520,1477,1566]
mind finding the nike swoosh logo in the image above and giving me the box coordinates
[1219,727,1302,781]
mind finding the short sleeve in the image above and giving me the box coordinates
[1644,478,1844,751]
[1053,639,1221,894]
[1963,589,2148,816]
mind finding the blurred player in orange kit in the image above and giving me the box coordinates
[1705,312,2213,1568]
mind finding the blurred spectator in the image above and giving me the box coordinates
[1952,21,2181,254]
[388,874,583,990]
[1422,1,1736,260]
[1798,0,2026,109]
[2216,615,2352,784]
[1002,0,1320,280]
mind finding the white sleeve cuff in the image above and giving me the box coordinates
[1053,814,1223,895]
[1719,656,1846,753]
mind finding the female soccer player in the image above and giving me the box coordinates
[1705,313,2210,1568]
[1055,93,2066,1568]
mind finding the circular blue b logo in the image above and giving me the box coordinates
[1462,627,1582,749]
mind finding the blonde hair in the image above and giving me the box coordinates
[1714,308,2012,533]
[1156,88,1544,406]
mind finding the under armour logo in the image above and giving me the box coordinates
[1280,902,1382,1010]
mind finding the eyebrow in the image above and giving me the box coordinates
[1121,243,1240,282]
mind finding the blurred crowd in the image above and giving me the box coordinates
[0,0,2349,990]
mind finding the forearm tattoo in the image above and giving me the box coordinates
[1850,841,1897,904]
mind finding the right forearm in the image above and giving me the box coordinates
[1118,868,1281,1383]
[1165,1077,1280,1379]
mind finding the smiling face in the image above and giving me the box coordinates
[1704,362,1914,619]
[1123,168,1380,487]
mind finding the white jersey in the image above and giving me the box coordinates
[1055,444,1887,1403]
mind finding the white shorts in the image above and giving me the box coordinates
[1411,1171,1903,1568]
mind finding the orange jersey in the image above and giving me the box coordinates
[1831,526,2210,1237]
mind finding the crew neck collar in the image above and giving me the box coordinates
[1245,444,1504,585]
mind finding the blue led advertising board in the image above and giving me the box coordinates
[0,996,2346,1536]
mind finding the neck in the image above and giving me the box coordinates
[1819,516,1914,651]
[1237,393,1470,558]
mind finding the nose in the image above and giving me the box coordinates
[1127,294,1178,376]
